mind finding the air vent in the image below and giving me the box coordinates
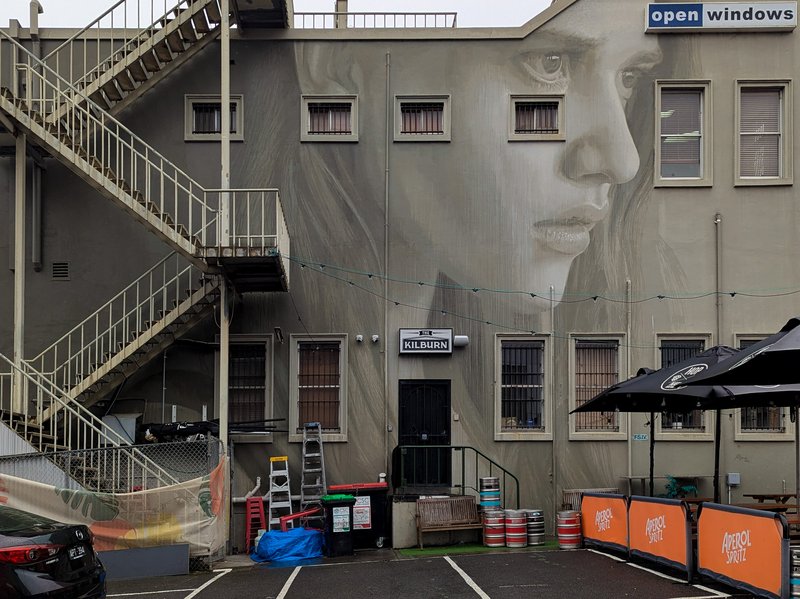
[52,262,70,281]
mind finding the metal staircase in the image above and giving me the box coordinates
[43,0,224,116]
[0,353,180,492]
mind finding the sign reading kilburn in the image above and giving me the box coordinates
[646,2,797,32]
[399,328,453,354]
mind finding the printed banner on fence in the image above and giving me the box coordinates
[0,457,228,556]
[628,497,691,575]
[581,493,629,551]
[697,504,787,599]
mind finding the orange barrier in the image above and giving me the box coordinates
[628,496,693,581]
[581,493,629,553]
[697,503,789,599]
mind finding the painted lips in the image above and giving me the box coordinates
[534,196,609,256]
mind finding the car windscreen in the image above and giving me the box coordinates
[0,506,59,534]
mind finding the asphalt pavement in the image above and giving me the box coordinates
[106,547,760,599]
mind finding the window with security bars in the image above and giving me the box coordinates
[738,338,785,433]
[297,341,341,432]
[185,95,243,141]
[659,88,703,178]
[400,102,445,135]
[574,340,620,432]
[229,344,267,425]
[660,340,705,430]
[308,102,352,135]
[515,101,559,134]
[500,340,544,431]
[192,102,238,135]
[739,86,782,178]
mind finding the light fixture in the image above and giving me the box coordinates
[273,327,284,343]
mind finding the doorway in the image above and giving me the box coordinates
[397,380,451,489]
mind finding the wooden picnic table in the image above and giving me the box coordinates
[743,492,797,504]
[732,502,795,513]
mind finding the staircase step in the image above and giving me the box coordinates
[154,40,173,63]
[140,49,162,73]
[89,89,110,110]
[115,69,136,92]
[178,16,199,43]
[192,11,211,33]
[205,1,223,24]
[101,79,123,102]
[166,28,186,54]
[127,59,149,83]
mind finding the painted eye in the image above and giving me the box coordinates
[620,69,639,89]
[542,54,562,74]
[519,51,569,87]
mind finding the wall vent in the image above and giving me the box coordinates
[51,262,70,281]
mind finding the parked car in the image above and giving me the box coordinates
[0,505,105,598]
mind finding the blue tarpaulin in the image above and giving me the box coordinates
[250,527,323,562]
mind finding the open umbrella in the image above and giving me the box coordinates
[573,345,800,501]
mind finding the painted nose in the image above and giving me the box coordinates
[561,78,640,185]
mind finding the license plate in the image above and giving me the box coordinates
[68,545,86,560]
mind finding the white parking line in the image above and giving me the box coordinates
[443,556,491,599]
[108,590,195,597]
[184,568,231,599]
[276,566,302,599]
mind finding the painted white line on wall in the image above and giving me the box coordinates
[184,568,231,599]
[109,590,195,597]
[443,555,491,599]
[276,566,302,599]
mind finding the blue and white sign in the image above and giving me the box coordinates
[646,2,796,31]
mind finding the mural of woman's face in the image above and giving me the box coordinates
[397,2,662,310]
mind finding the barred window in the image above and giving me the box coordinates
[297,341,341,432]
[229,343,267,424]
[192,102,238,135]
[500,340,544,431]
[184,95,243,141]
[515,101,559,134]
[308,102,352,135]
[400,102,444,135]
[739,339,785,433]
[660,340,705,431]
[574,340,620,432]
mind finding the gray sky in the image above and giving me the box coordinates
[1,1,551,28]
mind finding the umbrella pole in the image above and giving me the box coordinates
[649,411,655,497]
[714,409,721,503]
[796,406,799,516]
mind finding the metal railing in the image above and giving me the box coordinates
[395,445,520,509]
[28,252,213,396]
[42,0,221,92]
[0,353,179,491]
[294,12,457,29]
[0,31,287,258]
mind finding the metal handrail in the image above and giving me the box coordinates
[396,444,520,509]
[0,353,179,490]
[294,12,458,29]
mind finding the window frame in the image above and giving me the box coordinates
[654,333,714,441]
[508,95,565,142]
[569,333,627,441]
[735,79,793,186]
[394,94,451,142]
[289,334,348,442]
[654,80,712,187]
[300,95,359,143]
[733,333,793,441]
[494,334,552,441]
[184,94,244,142]
[214,334,273,443]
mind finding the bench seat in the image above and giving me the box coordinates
[416,496,483,548]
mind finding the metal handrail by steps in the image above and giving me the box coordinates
[28,252,216,403]
[0,353,179,491]
[43,0,222,98]
[0,31,288,264]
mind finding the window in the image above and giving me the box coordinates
[289,335,347,442]
[735,336,790,440]
[571,338,623,438]
[394,95,451,141]
[656,82,711,185]
[736,80,792,185]
[184,95,243,141]
[301,96,358,142]
[658,339,709,435]
[495,337,551,440]
[509,96,564,141]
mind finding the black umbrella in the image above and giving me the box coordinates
[573,346,740,500]
[686,317,800,387]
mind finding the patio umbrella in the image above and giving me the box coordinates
[573,346,800,502]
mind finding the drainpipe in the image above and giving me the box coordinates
[383,51,391,475]
[30,1,43,272]
[626,279,632,484]
[550,285,557,517]
[12,133,26,413]
[713,212,722,503]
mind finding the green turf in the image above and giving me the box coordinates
[398,540,560,557]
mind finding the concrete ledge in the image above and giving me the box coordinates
[98,544,190,580]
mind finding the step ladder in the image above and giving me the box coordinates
[244,497,266,554]
[267,456,293,530]
[300,422,327,526]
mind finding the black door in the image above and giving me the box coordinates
[397,380,451,489]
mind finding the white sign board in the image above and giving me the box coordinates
[399,328,453,354]
[646,2,796,32]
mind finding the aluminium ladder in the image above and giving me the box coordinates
[300,422,327,526]
[267,455,293,530]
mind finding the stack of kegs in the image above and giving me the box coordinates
[556,510,582,550]
[525,509,545,545]
[479,476,501,512]
[482,509,505,548]
[791,546,800,598]
[504,509,528,548]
